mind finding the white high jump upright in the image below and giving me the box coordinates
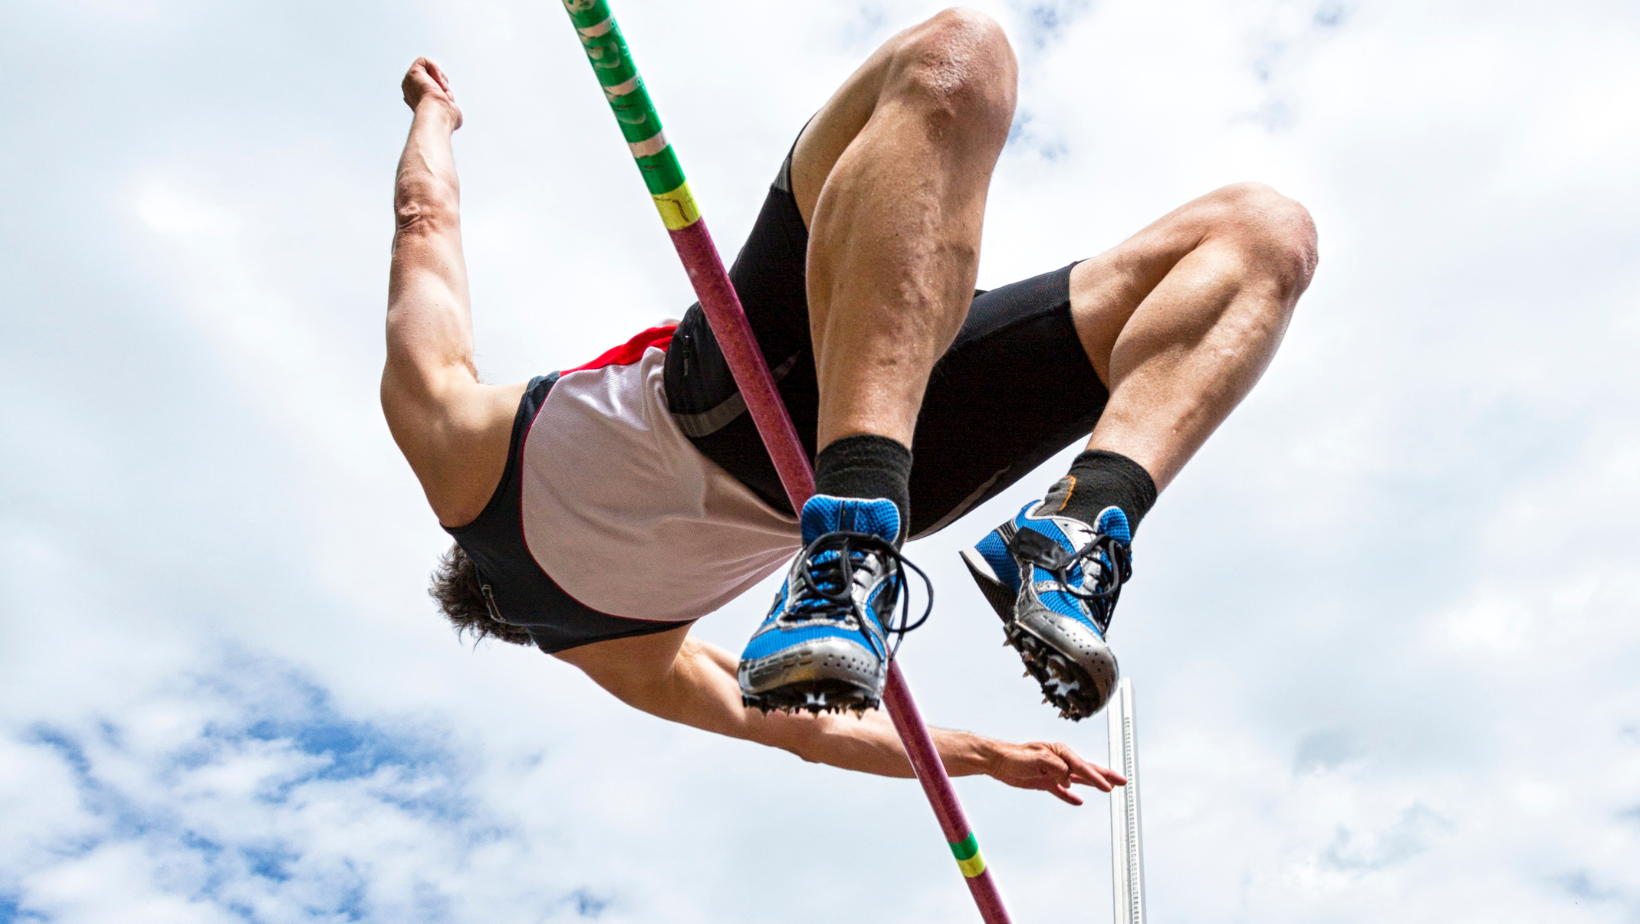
[1108,677,1146,924]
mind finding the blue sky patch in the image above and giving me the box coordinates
[4,653,511,923]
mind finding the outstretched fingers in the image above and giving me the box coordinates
[1045,775,1085,807]
[1004,748,1082,805]
[1032,743,1121,805]
[1052,741,1127,792]
[989,740,1127,805]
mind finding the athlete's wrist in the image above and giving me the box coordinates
[932,727,996,777]
[412,96,463,132]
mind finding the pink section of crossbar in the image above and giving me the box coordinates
[669,220,814,505]
[669,220,1012,924]
[883,661,1013,922]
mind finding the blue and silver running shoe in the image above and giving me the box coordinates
[960,480,1133,720]
[739,495,926,714]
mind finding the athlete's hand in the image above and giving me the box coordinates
[402,57,463,130]
[984,740,1125,805]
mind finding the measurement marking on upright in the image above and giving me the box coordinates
[1107,677,1146,924]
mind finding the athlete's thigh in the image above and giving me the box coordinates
[787,11,1013,225]
[906,263,1107,539]
[786,25,906,224]
[1063,187,1261,386]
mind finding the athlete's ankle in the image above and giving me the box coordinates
[1049,449,1156,535]
[813,434,912,544]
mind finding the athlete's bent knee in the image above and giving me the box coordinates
[887,8,1018,144]
[1206,182,1319,296]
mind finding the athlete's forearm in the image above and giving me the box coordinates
[393,101,462,232]
[384,91,473,404]
[657,638,1000,779]
[767,707,1000,780]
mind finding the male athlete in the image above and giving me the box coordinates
[384,10,1315,804]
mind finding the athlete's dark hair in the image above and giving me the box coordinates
[429,543,534,647]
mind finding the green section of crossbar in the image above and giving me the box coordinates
[564,0,692,205]
[560,0,695,221]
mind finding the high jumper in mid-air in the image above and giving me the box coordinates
[381,8,1316,804]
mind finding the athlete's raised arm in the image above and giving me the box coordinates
[554,626,1125,805]
[383,58,525,527]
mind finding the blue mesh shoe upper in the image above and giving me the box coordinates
[800,494,901,547]
[739,495,905,667]
[981,501,1132,638]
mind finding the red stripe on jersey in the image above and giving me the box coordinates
[562,325,676,374]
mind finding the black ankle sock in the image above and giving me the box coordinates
[1051,449,1157,534]
[814,434,912,541]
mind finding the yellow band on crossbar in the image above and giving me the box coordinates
[652,180,701,230]
[949,832,986,878]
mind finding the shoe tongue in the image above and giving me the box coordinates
[1042,476,1075,512]
[800,495,902,545]
[1094,505,1132,544]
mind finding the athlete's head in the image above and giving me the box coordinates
[429,544,533,647]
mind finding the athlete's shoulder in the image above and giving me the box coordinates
[392,379,529,529]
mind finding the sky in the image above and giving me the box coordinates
[2,0,1638,922]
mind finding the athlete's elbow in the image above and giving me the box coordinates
[394,198,457,238]
[394,177,460,236]
[742,708,823,764]
[774,735,824,766]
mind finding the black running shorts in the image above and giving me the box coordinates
[664,142,1110,540]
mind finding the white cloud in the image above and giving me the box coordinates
[1,654,621,923]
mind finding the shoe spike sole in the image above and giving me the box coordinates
[962,549,1102,721]
[742,679,880,716]
[1005,625,1102,721]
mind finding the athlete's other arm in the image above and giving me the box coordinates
[384,58,526,527]
[555,625,1125,804]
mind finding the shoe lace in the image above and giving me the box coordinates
[787,530,934,661]
[1009,528,1133,628]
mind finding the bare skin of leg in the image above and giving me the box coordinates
[1069,183,1319,491]
[784,10,1314,484]
[788,8,1018,450]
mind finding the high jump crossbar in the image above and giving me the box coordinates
[555,1,1011,920]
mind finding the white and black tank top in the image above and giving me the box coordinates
[444,325,800,652]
